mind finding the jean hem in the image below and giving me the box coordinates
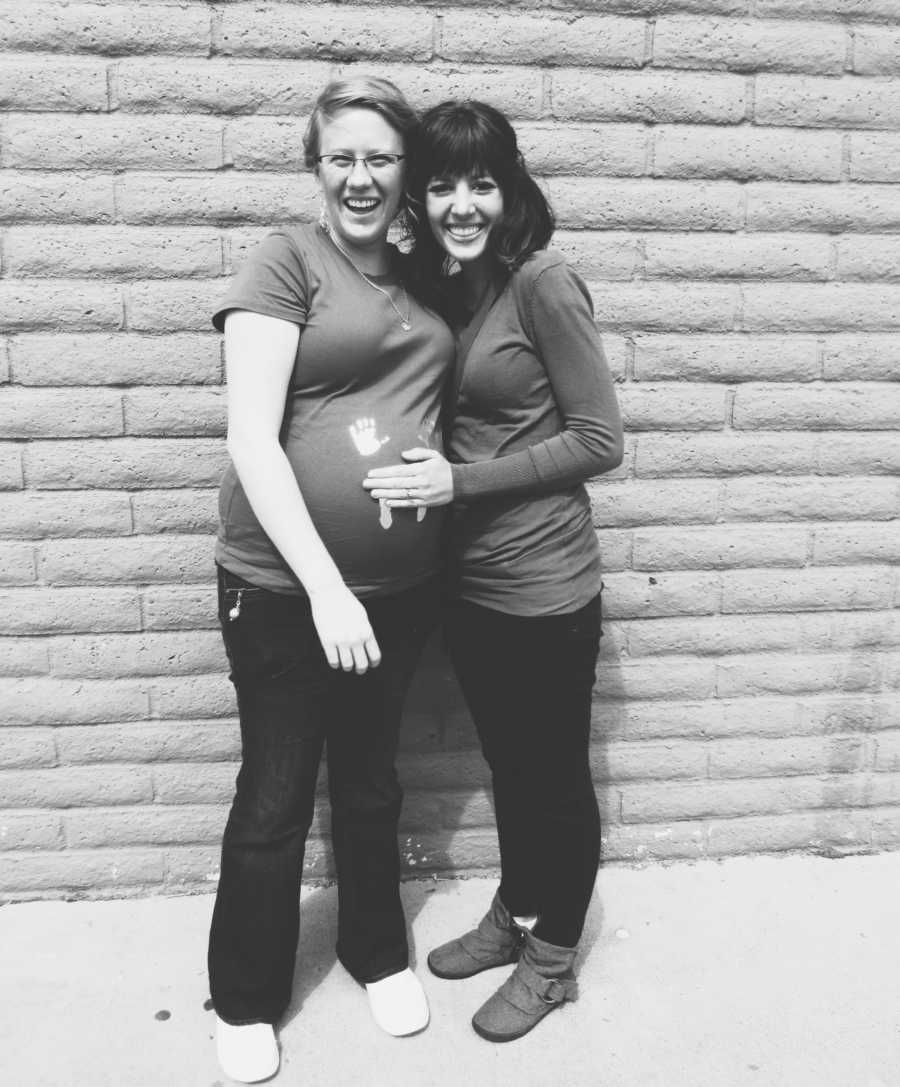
[337,949,409,987]
[211,1008,281,1027]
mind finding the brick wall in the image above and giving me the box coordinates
[1,0,899,900]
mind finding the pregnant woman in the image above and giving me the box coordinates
[365,99,624,1044]
[208,77,454,1082]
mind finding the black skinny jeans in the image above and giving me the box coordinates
[445,592,603,949]
[209,566,440,1025]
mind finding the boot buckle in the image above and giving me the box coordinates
[540,978,577,1004]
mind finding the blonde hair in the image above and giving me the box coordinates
[303,76,418,171]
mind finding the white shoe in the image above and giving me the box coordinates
[215,1016,279,1083]
[365,968,430,1036]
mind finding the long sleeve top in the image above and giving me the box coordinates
[446,249,624,616]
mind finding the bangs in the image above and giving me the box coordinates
[422,113,509,183]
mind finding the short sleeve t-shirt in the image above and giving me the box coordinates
[212,224,455,597]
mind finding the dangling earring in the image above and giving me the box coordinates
[318,197,330,233]
[397,194,421,251]
[392,203,412,250]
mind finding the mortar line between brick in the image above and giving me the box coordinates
[136,585,148,634]
[0,336,11,385]
[433,12,443,61]
[111,172,121,226]
[643,18,655,68]
[642,123,653,177]
[840,133,852,182]
[815,337,825,379]
[106,63,118,113]
[643,122,656,177]
[541,70,552,119]
[725,387,737,429]
[209,4,223,57]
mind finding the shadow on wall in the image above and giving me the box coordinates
[583,586,620,958]
[292,606,618,997]
[815,642,879,854]
[306,628,492,887]
[289,629,490,1007]
[398,590,620,965]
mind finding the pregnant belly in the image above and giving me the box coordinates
[220,424,443,593]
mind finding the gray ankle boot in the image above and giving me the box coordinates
[471,930,578,1042]
[427,892,525,980]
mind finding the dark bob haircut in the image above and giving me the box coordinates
[407,100,554,287]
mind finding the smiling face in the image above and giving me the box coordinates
[316,107,406,269]
[425,173,505,271]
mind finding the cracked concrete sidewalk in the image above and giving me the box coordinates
[2,852,899,1087]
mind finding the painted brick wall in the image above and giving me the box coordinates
[1,0,899,900]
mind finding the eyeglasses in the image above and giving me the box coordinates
[316,153,405,174]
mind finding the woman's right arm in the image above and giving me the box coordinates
[224,309,381,674]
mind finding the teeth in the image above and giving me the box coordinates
[447,224,483,238]
[346,199,378,210]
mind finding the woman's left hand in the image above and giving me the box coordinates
[363,448,454,508]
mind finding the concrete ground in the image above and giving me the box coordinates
[2,853,899,1087]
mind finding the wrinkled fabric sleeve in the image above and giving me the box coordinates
[451,260,624,500]
[212,231,310,332]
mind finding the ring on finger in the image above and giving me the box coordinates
[405,488,413,499]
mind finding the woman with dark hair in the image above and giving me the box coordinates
[365,100,624,1043]
[208,77,454,1081]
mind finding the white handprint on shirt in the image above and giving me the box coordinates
[349,418,390,457]
[349,418,394,529]
[416,417,437,448]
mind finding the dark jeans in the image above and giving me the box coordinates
[445,592,603,949]
[209,566,440,1025]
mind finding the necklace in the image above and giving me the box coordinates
[324,225,412,331]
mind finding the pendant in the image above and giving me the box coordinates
[401,321,411,331]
